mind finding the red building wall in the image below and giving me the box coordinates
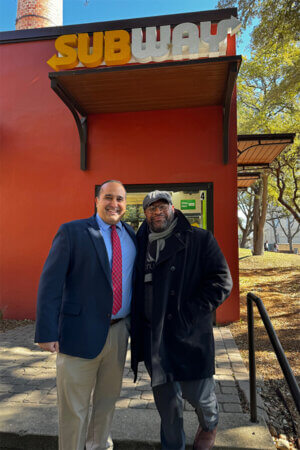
[0,37,239,323]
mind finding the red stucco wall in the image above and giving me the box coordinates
[0,34,239,322]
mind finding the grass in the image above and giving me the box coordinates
[231,249,300,445]
[239,248,300,269]
[239,248,252,258]
[230,249,300,379]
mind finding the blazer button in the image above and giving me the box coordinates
[170,290,175,296]
[167,314,173,320]
[170,266,176,272]
[107,313,111,318]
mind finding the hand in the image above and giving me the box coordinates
[38,341,59,353]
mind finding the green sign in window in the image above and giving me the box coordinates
[181,199,196,210]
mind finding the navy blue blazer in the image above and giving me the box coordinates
[35,215,137,359]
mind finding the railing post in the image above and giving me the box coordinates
[247,294,258,422]
[247,292,300,418]
[252,294,300,413]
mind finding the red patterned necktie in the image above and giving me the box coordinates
[111,225,122,315]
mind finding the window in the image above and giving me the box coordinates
[123,183,213,232]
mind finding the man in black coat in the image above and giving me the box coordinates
[131,190,232,450]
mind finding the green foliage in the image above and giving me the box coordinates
[217,0,299,48]
[237,44,299,134]
[123,204,144,231]
[237,40,299,220]
[219,0,300,221]
[217,0,300,136]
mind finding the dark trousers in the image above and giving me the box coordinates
[143,325,218,449]
[152,379,218,450]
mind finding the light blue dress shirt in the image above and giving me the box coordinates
[96,214,136,319]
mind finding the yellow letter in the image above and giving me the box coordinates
[47,34,78,71]
[104,30,131,66]
[78,32,104,68]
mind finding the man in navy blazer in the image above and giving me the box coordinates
[35,180,137,450]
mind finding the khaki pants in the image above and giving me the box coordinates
[56,318,129,450]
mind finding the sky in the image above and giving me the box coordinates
[0,0,252,55]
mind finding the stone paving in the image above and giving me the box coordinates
[0,324,250,415]
[0,324,276,449]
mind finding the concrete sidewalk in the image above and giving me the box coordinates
[0,325,275,449]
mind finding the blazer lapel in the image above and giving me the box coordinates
[87,216,112,288]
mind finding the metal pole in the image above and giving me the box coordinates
[247,294,258,422]
[249,293,300,413]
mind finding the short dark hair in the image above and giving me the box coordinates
[96,180,126,198]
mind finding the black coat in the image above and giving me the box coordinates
[131,210,232,386]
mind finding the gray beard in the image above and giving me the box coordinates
[149,209,175,233]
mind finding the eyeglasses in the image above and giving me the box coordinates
[146,204,170,214]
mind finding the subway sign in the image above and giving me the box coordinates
[47,16,241,71]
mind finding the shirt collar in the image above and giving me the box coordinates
[96,213,123,231]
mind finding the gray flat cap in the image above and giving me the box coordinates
[143,190,172,210]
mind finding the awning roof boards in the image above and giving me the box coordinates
[237,173,260,189]
[237,133,295,168]
[237,133,295,189]
[50,56,241,115]
[50,55,241,169]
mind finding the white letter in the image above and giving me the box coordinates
[172,23,200,60]
[200,16,241,57]
[132,26,171,63]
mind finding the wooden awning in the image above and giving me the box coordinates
[49,55,241,169]
[237,133,295,189]
[237,173,260,189]
[50,56,241,114]
[237,133,295,168]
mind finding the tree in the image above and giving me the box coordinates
[269,144,300,224]
[217,0,299,47]
[252,172,269,255]
[236,42,299,132]
[238,189,254,247]
[267,203,300,251]
[235,43,298,254]
[278,215,300,252]
[217,0,299,139]
[233,19,299,226]
[266,204,286,243]
[237,46,300,222]
[218,0,299,249]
